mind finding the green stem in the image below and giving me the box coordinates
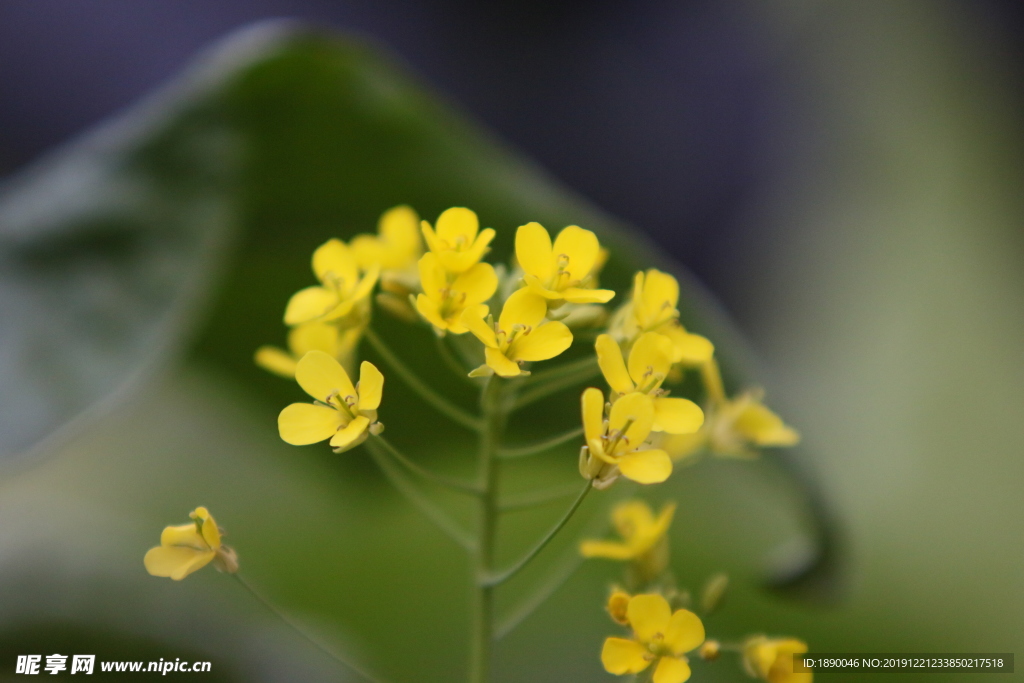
[523,355,598,387]
[372,435,482,496]
[493,546,585,641]
[435,334,478,385]
[364,327,483,431]
[233,574,386,682]
[469,378,504,683]
[365,440,476,551]
[513,364,601,410]
[482,483,591,587]
[496,426,585,460]
[498,482,584,512]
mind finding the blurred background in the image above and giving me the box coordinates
[0,1,1022,681]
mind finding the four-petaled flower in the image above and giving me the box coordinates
[421,207,495,274]
[742,636,812,683]
[461,288,573,377]
[278,350,384,452]
[580,499,676,562]
[351,205,423,273]
[601,593,705,683]
[415,252,498,335]
[515,222,615,306]
[255,321,363,379]
[144,507,238,581]
[596,333,704,434]
[284,239,379,326]
[579,389,673,488]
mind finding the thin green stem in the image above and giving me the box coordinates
[513,365,601,410]
[498,482,584,513]
[364,327,483,432]
[435,334,478,385]
[523,355,598,387]
[372,435,482,496]
[493,546,585,641]
[482,483,592,587]
[365,440,476,551]
[496,426,585,460]
[233,574,385,682]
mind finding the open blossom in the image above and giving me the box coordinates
[579,390,673,488]
[255,321,363,378]
[278,350,383,452]
[580,500,675,562]
[743,637,812,683]
[595,333,704,434]
[461,288,573,377]
[351,205,423,273]
[420,207,495,274]
[415,252,498,334]
[515,221,615,306]
[601,594,705,683]
[284,239,379,326]
[144,507,237,581]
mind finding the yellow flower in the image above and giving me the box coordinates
[350,205,423,272]
[743,637,811,683]
[580,500,675,562]
[601,594,705,683]
[579,389,673,488]
[461,288,573,377]
[255,321,363,378]
[420,207,495,274]
[595,333,704,434]
[415,252,498,334]
[144,507,238,581]
[515,221,615,305]
[284,239,379,326]
[610,270,714,366]
[278,350,383,452]
[662,388,799,461]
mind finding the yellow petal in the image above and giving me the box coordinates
[509,321,572,362]
[499,288,547,330]
[278,403,344,445]
[661,431,708,462]
[579,540,637,560]
[254,346,297,378]
[653,656,692,683]
[560,286,616,304]
[664,609,705,655]
[640,269,679,314]
[420,220,440,253]
[601,637,652,675]
[144,546,215,580]
[653,397,704,434]
[617,449,673,484]
[515,222,554,282]
[434,207,479,243]
[485,346,522,377]
[160,523,205,550]
[596,334,635,394]
[416,293,449,330]
[608,392,656,452]
[627,594,672,643]
[735,402,801,447]
[439,228,495,273]
[357,361,384,411]
[200,514,221,550]
[295,350,356,403]
[329,415,370,449]
[284,286,338,325]
[581,387,606,450]
[452,262,499,305]
[663,325,714,365]
[347,264,380,303]
[418,253,445,301]
[461,304,497,347]
[552,225,600,282]
[379,205,421,252]
[628,332,673,389]
[312,238,358,286]
[611,500,657,540]
[288,322,340,356]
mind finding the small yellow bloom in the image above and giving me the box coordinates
[610,270,714,366]
[662,388,799,461]
[607,588,632,625]
[580,500,675,562]
[350,205,423,272]
[461,288,573,377]
[415,252,498,334]
[278,350,384,452]
[515,221,615,305]
[255,321,363,378]
[144,507,238,581]
[601,594,705,683]
[699,640,721,661]
[420,207,495,274]
[743,636,811,683]
[596,333,704,434]
[284,239,379,326]
[579,389,673,488]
